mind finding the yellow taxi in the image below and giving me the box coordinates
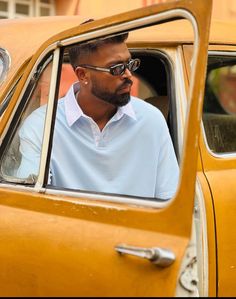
[0,0,235,296]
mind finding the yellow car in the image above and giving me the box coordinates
[0,0,235,296]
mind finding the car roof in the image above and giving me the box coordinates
[1,15,236,96]
[0,16,88,93]
[1,16,236,50]
[128,19,236,46]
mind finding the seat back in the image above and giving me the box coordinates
[145,96,169,120]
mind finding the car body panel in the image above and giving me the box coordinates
[0,16,87,93]
[196,172,217,296]
[203,169,236,296]
[199,116,236,295]
[198,45,236,297]
[0,189,190,296]
[4,0,234,296]
[183,41,236,296]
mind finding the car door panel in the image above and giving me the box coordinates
[0,190,189,296]
[197,45,236,296]
[0,0,212,296]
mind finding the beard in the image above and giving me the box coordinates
[91,78,132,107]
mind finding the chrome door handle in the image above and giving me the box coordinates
[115,244,175,267]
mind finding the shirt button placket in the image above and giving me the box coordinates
[91,122,100,147]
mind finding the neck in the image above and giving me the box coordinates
[77,91,117,131]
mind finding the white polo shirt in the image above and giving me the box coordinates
[17,82,179,200]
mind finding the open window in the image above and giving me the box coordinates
[0,27,180,201]
[0,0,209,205]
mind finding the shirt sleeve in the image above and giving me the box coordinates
[16,107,45,179]
[16,126,41,179]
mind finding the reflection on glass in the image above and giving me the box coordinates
[0,60,52,181]
[203,56,236,153]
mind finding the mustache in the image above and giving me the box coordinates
[118,79,133,90]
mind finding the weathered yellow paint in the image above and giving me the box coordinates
[4,0,234,296]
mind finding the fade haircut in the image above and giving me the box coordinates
[68,19,129,70]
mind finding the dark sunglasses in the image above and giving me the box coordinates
[77,58,141,76]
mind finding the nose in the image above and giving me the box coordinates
[122,67,132,79]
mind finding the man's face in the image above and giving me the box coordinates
[85,42,133,107]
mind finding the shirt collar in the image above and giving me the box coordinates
[64,82,137,127]
[65,82,83,127]
[113,101,137,121]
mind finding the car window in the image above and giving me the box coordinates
[203,55,236,154]
[0,28,179,201]
[43,37,178,200]
[0,56,53,182]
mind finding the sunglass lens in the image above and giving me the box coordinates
[129,59,140,72]
[110,59,140,75]
[111,64,125,76]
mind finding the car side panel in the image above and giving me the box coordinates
[0,188,189,296]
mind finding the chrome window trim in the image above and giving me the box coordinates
[0,48,11,87]
[202,50,236,158]
[174,46,188,157]
[0,183,169,209]
[35,48,60,190]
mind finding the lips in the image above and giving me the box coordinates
[118,80,133,93]
[119,84,131,93]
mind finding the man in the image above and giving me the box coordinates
[17,30,179,200]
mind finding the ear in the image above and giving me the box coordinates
[74,67,89,85]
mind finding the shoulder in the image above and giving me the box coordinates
[23,104,47,126]
[19,104,47,138]
[130,96,166,124]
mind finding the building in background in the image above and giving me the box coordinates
[0,0,55,18]
[0,0,236,21]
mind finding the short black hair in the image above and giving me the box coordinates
[68,31,129,70]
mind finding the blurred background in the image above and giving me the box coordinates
[0,0,235,21]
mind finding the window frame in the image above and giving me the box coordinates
[202,50,236,158]
[0,48,11,86]
[0,2,210,209]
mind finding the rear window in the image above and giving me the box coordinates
[203,55,236,154]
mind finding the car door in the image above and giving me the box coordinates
[0,0,212,296]
[199,44,236,297]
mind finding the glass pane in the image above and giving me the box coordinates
[0,1,8,12]
[0,59,2,75]
[40,7,50,16]
[0,57,52,181]
[15,3,29,15]
[203,55,236,153]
